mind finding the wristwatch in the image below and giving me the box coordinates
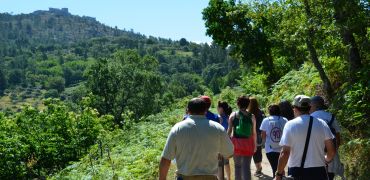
[275,171,284,177]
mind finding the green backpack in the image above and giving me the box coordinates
[233,111,252,138]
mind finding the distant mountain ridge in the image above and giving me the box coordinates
[0,7,143,47]
[0,7,239,111]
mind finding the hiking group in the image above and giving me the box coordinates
[159,94,343,180]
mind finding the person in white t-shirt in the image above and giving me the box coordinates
[275,95,336,180]
[310,95,343,180]
[260,104,288,178]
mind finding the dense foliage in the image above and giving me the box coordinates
[85,50,164,124]
[53,108,183,179]
[0,8,240,111]
[203,0,369,179]
[0,99,112,179]
[0,1,368,179]
[0,8,242,178]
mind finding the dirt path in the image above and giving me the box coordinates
[229,149,274,180]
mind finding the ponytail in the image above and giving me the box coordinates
[226,106,232,116]
[218,101,233,116]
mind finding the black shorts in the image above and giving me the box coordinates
[288,166,328,180]
[253,145,262,163]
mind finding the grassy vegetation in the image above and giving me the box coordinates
[52,108,183,179]
[51,63,324,179]
[0,87,46,112]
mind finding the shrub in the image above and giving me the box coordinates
[331,67,370,179]
[341,138,370,179]
[52,109,183,179]
[44,89,59,98]
[217,86,244,108]
[267,63,322,106]
[0,100,106,178]
[239,70,268,96]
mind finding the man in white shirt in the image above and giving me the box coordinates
[310,95,342,180]
[159,98,234,180]
[275,95,336,180]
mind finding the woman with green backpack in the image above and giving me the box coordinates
[227,96,257,180]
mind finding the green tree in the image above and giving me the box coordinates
[8,69,23,85]
[202,0,277,83]
[46,76,65,93]
[179,38,189,46]
[302,0,334,98]
[86,50,163,125]
[332,0,366,81]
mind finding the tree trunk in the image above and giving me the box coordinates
[333,0,362,81]
[343,31,362,80]
[303,0,334,99]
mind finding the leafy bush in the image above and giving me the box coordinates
[217,86,244,108]
[340,138,370,179]
[0,99,109,179]
[331,67,370,179]
[239,70,268,96]
[44,89,59,98]
[267,63,322,106]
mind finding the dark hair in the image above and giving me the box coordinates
[268,104,281,116]
[279,100,295,120]
[204,102,211,109]
[237,96,250,109]
[248,97,259,115]
[187,98,207,114]
[218,101,232,116]
[311,96,327,110]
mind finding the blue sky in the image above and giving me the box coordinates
[0,0,213,43]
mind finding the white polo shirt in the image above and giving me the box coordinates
[162,115,234,176]
[280,115,334,168]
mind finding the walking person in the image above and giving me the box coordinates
[182,95,220,122]
[227,96,257,180]
[217,101,233,180]
[159,98,234,180]
[259,104,288,178]
[275,95,336,180]
[248,97,264,175]
[201,95,220,122]
[310,96,344,180]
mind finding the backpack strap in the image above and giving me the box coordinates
[300,116,313,169]
[328,114,335,127]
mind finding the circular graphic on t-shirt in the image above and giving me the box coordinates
[270,127,282,142]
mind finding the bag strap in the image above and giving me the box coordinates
[328,114,335,127]
[300,116,313,168]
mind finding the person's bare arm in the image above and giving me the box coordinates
[159,157,171,180]
[227,113,234,136]
[261,131,266,143]
[325,139,336,163]
[275,146,290,180]
[336,133,341,148]
[252,115,257,152]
